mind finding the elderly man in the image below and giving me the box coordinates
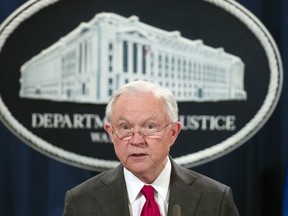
[63,80,239,216]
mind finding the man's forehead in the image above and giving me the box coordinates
[115,92,161,105]
[114,115,159,123]
[111,97,167,121]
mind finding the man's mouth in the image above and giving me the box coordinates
[130,153,147,157]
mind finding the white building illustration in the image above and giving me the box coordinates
[19,12,247,103]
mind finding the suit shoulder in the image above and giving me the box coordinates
[191,170,231,193]
[173,164,230,192]
[69,166,122,195]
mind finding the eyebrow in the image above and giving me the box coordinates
[115,116,158,125]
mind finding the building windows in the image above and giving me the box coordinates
[108,89,113,96]
[108,42,113,72]
[109,43,113,51]
[109,55,113,72]
[78,40,88,74]
[142,45,147,74]
[79,43,82,73]
[158,53,162,77]
[123,41,128,72]
[150,52,154,76]
[133,43,138,73]
[82,83,86,95]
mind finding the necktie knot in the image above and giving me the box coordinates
[141,185,155,201]
[140,185,161,216]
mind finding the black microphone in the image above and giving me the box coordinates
[172,204,181,216]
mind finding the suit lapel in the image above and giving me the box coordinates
[91,160,203,215]
[167,160,202,216]
[93,165,130,216]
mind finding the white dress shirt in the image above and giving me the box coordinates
[124,157,172,216]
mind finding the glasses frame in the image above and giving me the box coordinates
[111,122,173,141]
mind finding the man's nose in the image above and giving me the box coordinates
[129,131,145,145]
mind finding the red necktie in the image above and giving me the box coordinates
[140,185,161,216]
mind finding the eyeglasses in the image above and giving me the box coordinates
[111,122,173,141]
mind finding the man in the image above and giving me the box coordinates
[63,80,239,216]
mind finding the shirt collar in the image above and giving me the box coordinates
[124,157,172,204]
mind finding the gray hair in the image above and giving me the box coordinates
[105,80,179,123]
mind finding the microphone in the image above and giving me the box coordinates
[172,204,181,216]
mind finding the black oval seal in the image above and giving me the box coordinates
[0,0,283,171]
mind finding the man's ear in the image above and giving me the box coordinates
[170,122,182,146]
[104,123,112,134]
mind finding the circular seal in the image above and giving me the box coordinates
[0,0,283,171]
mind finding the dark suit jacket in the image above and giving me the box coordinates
[63,159,239,216]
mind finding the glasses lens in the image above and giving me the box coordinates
[114,122,172,140]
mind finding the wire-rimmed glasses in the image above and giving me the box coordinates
[111,122,173,141]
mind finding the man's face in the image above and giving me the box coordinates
[104,92,181,183]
